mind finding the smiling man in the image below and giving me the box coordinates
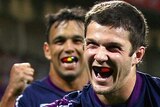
[86,22,136,96]
[3,7,89,107]
[44,1,160,107]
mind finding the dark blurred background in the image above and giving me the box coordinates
[0,0,160,100]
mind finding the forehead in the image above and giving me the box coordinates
[49,20,84,40]
[86,21,130,40]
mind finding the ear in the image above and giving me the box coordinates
[43,42,51,60]
[133,46,146,64]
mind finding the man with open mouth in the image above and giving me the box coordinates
[44,1,160,107]
[1,7,89,107]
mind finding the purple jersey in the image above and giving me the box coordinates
[15,76,71,107]
[44,72,160,107]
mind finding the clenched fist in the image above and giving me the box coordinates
[8,63,35,95]
[1,63,35,107]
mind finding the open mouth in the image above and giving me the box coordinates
[61,56,78,63]
[93,66,113,78]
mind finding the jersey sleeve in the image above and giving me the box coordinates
[14,86,35,107]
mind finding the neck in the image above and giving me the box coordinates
[49,67,88,92]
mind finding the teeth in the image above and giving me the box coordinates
[61,56,78,63]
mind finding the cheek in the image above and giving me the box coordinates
[50,46,60,57]
[84,49,96,68]
[110,54,129,63]
[109,54,132,71]
[77,46,84,54]
[84,49,96,60]
[113,54,133,77]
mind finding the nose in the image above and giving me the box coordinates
[64,40,75,54]
[94,46,108,64]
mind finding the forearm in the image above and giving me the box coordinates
[1,86,17,107]
[1,63,34,107]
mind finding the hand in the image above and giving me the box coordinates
[1,63,35,107]
[8,63,35,96]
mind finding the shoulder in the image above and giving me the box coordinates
[23,76,56,94]
[41,91,82,107]
[138,72,160,82]
[42,84,92,107]
[137,72,160,106]
[138,71,160,88]
[23,78,48,94]
[15,78,50,106]
[66,83,92,100]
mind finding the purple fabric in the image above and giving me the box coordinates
[127,73,143,106]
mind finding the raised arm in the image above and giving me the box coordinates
[0,63,34,107]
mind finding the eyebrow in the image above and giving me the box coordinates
[85,38,96,43]
[72,35,84,40]
[106,42,123,47]
[51,35,84,42]
[51,35,65,43]
[85,38,123,47]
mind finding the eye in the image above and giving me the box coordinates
[72,36,84,44]
[73,38,84,44]
[86,41,98,49]
[107,45,121,52]
[53,37,66,45]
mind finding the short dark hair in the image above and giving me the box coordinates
[45,7,86,43]
[85,0,149,55]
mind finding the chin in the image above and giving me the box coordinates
[94,88,112,95]
[62,75,77,82]
[93,84,114,95]
[63,70,80,77]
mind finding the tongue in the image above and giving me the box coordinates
[101,67,110,73]
[93,66,113,78]
[99,67,112,78]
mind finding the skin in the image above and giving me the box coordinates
[1,63,34,107]
[84,21,145,105]
[44,20,88,91]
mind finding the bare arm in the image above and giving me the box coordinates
[0,63,34,107]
